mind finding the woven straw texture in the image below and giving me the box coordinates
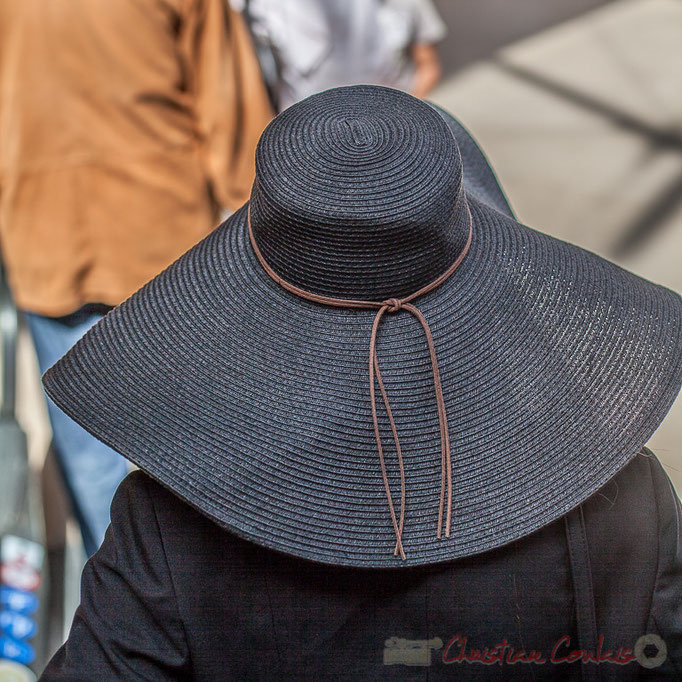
[44,86,682,567]
[250,88,470,299]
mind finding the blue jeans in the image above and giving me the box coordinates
[26,306,129,556]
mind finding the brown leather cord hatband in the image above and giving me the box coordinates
[248,208,473,559]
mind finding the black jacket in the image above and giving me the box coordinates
[41,451,682,681]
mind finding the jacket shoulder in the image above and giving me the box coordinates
[116,469,204,526]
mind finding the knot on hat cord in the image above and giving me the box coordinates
[248,208,473,560]
[383,298,403,313]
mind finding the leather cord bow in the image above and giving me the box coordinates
[248,208,473,559]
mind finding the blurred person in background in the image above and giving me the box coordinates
[0,0,272,556]
[236,0,446,111]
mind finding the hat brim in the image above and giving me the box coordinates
[43,119,682,567]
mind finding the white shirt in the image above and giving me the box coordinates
[241,0,447,110]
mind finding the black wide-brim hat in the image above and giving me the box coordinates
[44,86,682,567]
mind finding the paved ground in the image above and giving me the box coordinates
[431,0,682,491]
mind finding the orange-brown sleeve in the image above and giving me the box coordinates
[179,0,273,211]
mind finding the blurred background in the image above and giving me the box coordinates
[430,0,681,492]
[1,0,680,677]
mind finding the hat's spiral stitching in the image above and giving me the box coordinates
[248,207,473,559]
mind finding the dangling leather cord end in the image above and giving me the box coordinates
[248,206,472,559]
[370,307,407,561]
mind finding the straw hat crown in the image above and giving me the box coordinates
[249,86,472,300]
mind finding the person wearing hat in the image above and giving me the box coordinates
[40,87,681,680]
